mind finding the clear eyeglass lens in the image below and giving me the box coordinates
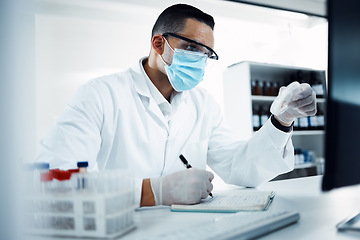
[177,40,213,58]
[175,49,208,62]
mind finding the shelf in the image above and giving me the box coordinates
[252,95,326,103]
[293,130,325,136]
[253,130,325,135]
[251,95,276,101]
[294,163,317,169]
[224,61,327,171]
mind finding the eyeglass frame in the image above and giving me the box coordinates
[162,32,219,60]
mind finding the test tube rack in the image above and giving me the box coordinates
[25,169,136,238]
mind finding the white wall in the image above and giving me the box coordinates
[35,0,161,148]
[35,0,328,152]
[1,0,35,238]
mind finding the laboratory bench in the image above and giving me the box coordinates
[28,176,360,240]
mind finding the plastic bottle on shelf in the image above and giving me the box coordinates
[268,82,275,96]
[294,148,304,165]
[299,116,309,130]
[303,150,314,163]
[310,71,325,98]
[294,149,298,164]
[259,106,270,127]
[252,106,260,131]
[259,81,264,95]
[316,107,325,130]
[298,149,304,164]
[263,81,271,96]
[293,118,300,131]
[294,148,300,165]
[254,80,263,95]
[309,112,318,130]
[273,81,280,96]
[251,80,256,95]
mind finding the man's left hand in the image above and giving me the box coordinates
[270,81,317,127]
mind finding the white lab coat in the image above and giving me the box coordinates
[37,58,294,205]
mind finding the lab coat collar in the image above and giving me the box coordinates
[131,57,189,104]
[131,57,152,99]
[130,57,191,131]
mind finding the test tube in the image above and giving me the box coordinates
[77,161,88,189]
[77,161,88,173]
[33,162,50,193]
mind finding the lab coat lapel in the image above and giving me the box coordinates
[130,60,169,131]
[168,92,194,138]
[146,98,169,131]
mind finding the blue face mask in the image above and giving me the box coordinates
[163,45,208,92]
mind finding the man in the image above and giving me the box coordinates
[36,4,316,207]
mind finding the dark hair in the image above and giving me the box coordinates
[151,4,215,37]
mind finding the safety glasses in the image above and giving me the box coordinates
[162,32,219,60]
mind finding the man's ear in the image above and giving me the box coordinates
[151,34,165,55]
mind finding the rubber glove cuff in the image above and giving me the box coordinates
[150,177,162,206]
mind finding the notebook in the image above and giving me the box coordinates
[171,190,275,213]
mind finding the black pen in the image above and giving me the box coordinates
[179,154,213,198]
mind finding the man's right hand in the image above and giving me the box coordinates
[150,168,214,206]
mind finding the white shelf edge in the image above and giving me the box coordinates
[293,130,325,136]
[294,163,317,169]
[252,95,326,103]
[251,95,276,101]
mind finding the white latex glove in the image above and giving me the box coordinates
[150,168,214,206]
[270,81,317,126]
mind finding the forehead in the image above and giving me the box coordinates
[178,18,214,49]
